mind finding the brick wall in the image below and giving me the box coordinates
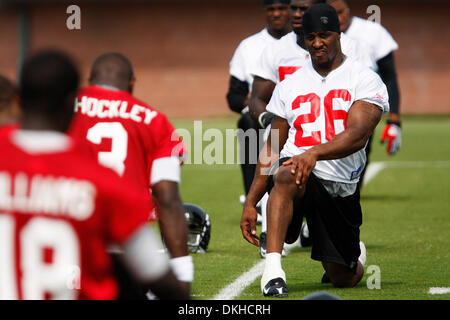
[1,0,449,117]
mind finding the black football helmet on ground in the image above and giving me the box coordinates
[184,203,211,253]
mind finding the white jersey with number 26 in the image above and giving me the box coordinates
[267,57,389,184]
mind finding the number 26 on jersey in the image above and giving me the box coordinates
[292,89,351,148]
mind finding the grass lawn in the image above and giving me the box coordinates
[170,114,450,300]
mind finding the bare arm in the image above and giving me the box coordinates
[249,76,276,126]
[152,181,188,258]
[121,226,190,300]
[142,271,189,300]
[152,180,190,291]
[284,101,383,188]
[313,101,382,159]
[240,116,289,246]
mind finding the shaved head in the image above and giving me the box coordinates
[19,50,79,131]
[89,52,135,92]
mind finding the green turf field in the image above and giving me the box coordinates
[171,114,450,300]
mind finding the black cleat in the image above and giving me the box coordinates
[262,277,288,298]
[259,232,286,258]
[321,271,331,284]
[259,232,267,259]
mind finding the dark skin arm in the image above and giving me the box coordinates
[142,270,190,300]
[152,180,190,292]
[249,76,276,124]
[283,101,383,189]
[240,115,289,246]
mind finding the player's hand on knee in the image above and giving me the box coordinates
[283,152,317,189]
[380,121,401,155]
[241,205,260,247]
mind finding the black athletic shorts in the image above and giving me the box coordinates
[266,157,362,272]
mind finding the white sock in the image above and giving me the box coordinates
[358,241,367,266]
[261,193,269,233]
[261,252,285,292]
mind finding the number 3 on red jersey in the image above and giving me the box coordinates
[86,122,128,176]
[292,89,351,147]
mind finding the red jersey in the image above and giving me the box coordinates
[0,123,19,138]
[69,86,186,197]
[0,131,150,300]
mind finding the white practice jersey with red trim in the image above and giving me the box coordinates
[266,57,389,183]
[345,16,398,65]
[252,31,376,85]
[229,28,281,90]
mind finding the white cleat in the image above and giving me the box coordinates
[298,222,312,248]
[358,241,367,266]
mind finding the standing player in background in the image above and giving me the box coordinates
[248,0,374,257]
[0,75,20,136]
[69,53,192,297]
[327,0,402,187]
[0,50,189,300]
[241,4,389,296]
[226,0,291,221]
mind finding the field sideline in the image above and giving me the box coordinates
[171,115,450,300]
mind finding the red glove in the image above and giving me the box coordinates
[380,121,402,155]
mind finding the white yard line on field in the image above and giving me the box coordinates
[429,287,450,295]
[362,162,387,186]
[384,161,450,168]
[212,260,265,300]
[212,244,298,300]
[211,160,449,300]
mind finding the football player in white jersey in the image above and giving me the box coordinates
[227,0,291,221]
[328,0,402,187]
[248,0,374,258]
[249,0,375,131]
[240,3,389,297]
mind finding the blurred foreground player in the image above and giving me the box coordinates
[69,53,192,296]
[241,4,389,296]
[0,75,20,136]
[0,50,189,300]
[227,0,291,216]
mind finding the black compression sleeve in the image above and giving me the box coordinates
[377,52,400,115]
[226,76,249,114]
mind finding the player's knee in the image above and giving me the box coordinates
[330,276,356,288]
[273,166,296,187]
[330,270,363,288]
[324,263,362,288]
